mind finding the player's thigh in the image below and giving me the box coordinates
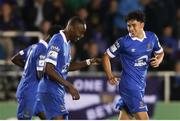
[133,112,149,120]
[39,93,68,120]
[17,97,34,119]
[118,109,133,120]
[33,99,46,119]
[123,91,148,115]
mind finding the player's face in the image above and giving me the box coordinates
[70,24,86,42]
[127,20,144,37]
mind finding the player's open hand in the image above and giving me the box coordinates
[108,76,120,85]
[150,55,160,68]
[67,85,80,100]
[90,58,102,65]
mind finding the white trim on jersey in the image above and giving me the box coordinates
[39,39,48,48]
[60,30,68,44]
[106,49,115,58]
[129,31,147,42]
[45,58,57,66]
[19,50,24,55]
[155,47,163,54]
[37,67,44,71]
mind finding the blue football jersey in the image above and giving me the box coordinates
[16,40,48,98]
[18,45,34,62]
[38,30,71,96]
[106,31,163,91]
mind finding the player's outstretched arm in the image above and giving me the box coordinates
[68,58,101,71]
[45,62,80,100]
[102,53,119,85]
[11,52,25,68]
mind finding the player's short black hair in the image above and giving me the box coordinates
[48,25,62,37]
[68,16,86,26]
[125,11,145,23]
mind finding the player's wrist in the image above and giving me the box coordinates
[85,59,91,66]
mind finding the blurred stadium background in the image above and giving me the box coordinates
[0,0,180,120]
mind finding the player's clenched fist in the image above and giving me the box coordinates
[67,84,80,100]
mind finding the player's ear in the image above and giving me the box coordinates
[141,22,145,28]
[69,25,75,33]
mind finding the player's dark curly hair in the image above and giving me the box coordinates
[125,10,145,23]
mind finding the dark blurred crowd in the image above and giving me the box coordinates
[0,0,180,72]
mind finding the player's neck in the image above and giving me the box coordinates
[62,30,70,42]
[136,30,144,39]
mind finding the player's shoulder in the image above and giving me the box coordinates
[145,31,157,38]
[116,35,128,43]
[50,33,64,45]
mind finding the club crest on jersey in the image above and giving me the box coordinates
[134,55,148,67]
[146,43,152,51]
[48,50,58,59]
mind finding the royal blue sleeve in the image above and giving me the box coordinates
[106,37,123,58]
[19,45,32,61]
[153,34,163,54]
[45,35,62,66]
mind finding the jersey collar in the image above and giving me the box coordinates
[129,31,147,42]
[60,30,69,44]
[39,39,48,48]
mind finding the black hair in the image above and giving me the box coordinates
[125,10,145,23]
[48,25,62,37]
[68,16,86,26]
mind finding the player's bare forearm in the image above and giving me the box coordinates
[45,63,73,88]
[102,53,114,79]
[68,58,101,71]
[11,54,25,68]
[68,61,87,71]
[155,51,164,64]
[150,51,164,68]
[45,62,80,100]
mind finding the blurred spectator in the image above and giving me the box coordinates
[0,2,24,61]
[0,2,24,30]
[174,61,180,87]
[90,25,108,55]
[76,7,88,20]
[0,37,13,60]
[86,0,105,35]
[162,25,178,59]
[83,41,102,71]
[114,0,144,31]
[50,0,72,26]
[174,8,180,48]
[39,20,52,38]
[144,0,176,36]
[104,0,119,45]
[171,61,180,100]
[22,0,52,30]
[161,25,178,70]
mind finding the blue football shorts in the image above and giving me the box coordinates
[33,95,46,116]
[116,90,148,115]
[17,96,35,119]
[38,93,69,120]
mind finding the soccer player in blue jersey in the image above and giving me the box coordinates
[11,26,61,120]
[102,11,164,120]
[37,16,100,120]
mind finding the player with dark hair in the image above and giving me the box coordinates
[102,11,164,120]
[37,16,100,120]
[11,25,61,119]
